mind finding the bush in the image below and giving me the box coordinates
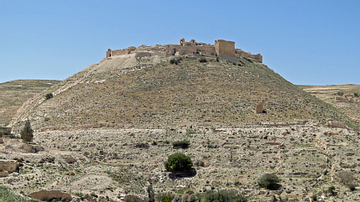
[172,140,190,149]
[204,190,247,202]
[258,174,280,190]
[45,93,53,100]
[160,194,172,202]
[354,92,359,97]
[328,185,335,196]
[199,58,207,63]
[165,153,193,172]
[20,120,33,142]
[170,58,182,65]
[337,91,344,96]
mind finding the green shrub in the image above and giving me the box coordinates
[258,174,279,190]
[165,153,193,172]
[45,93,53,100]
[354,92,359,97]
[161,194,172,202]
[199,58,207,63]
[337,91,344,96]
[170,58,182,65]
[172,140,190,149]
[20,120,33,142]
[151,141,157,146]
[328,186,335,196]
[204,190,247,202]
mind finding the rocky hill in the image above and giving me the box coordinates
[0,80,60,126]
[8,50,358,132]
[2,43,360,202]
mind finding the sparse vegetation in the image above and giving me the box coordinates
[160,194,172,202]
[20,120,33,142]
[258,173,280,190]
[165,153,193,172]
[199,58,207,63]
[203,190,247,202]
[0,186,37,202]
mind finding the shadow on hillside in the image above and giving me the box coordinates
[169,168,197,179]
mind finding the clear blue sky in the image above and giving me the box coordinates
[1,1,359,85]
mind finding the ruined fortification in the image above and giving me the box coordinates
[106,39,262,63]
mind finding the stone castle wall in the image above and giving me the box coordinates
[236,49,263,63]
[106,38,262,63]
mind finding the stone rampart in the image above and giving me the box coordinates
[106,46,136,58]
[105,38,262,62]
[236,49,262,63]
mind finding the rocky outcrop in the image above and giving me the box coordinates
[0,160,18,174]
[21,144,44,153]
[29,190,72,201]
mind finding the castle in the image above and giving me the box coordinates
[106,39,262,63]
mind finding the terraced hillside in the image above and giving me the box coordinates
[0,80,60,126]
[9,54,358,132]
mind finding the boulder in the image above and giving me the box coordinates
[21,144,44,153]
[83,194,97,202]
[29,190,72,201]
[0,160,18,174]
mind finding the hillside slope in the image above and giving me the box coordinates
[0,80,60,126]
[300,85,360,124]
[9,54,358,131]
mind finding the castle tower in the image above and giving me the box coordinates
[215,40,235,57]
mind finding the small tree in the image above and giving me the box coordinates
[164,153,193,172]
[45,93,53,100]
[258,174,280,190]
[20,120,33,142]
